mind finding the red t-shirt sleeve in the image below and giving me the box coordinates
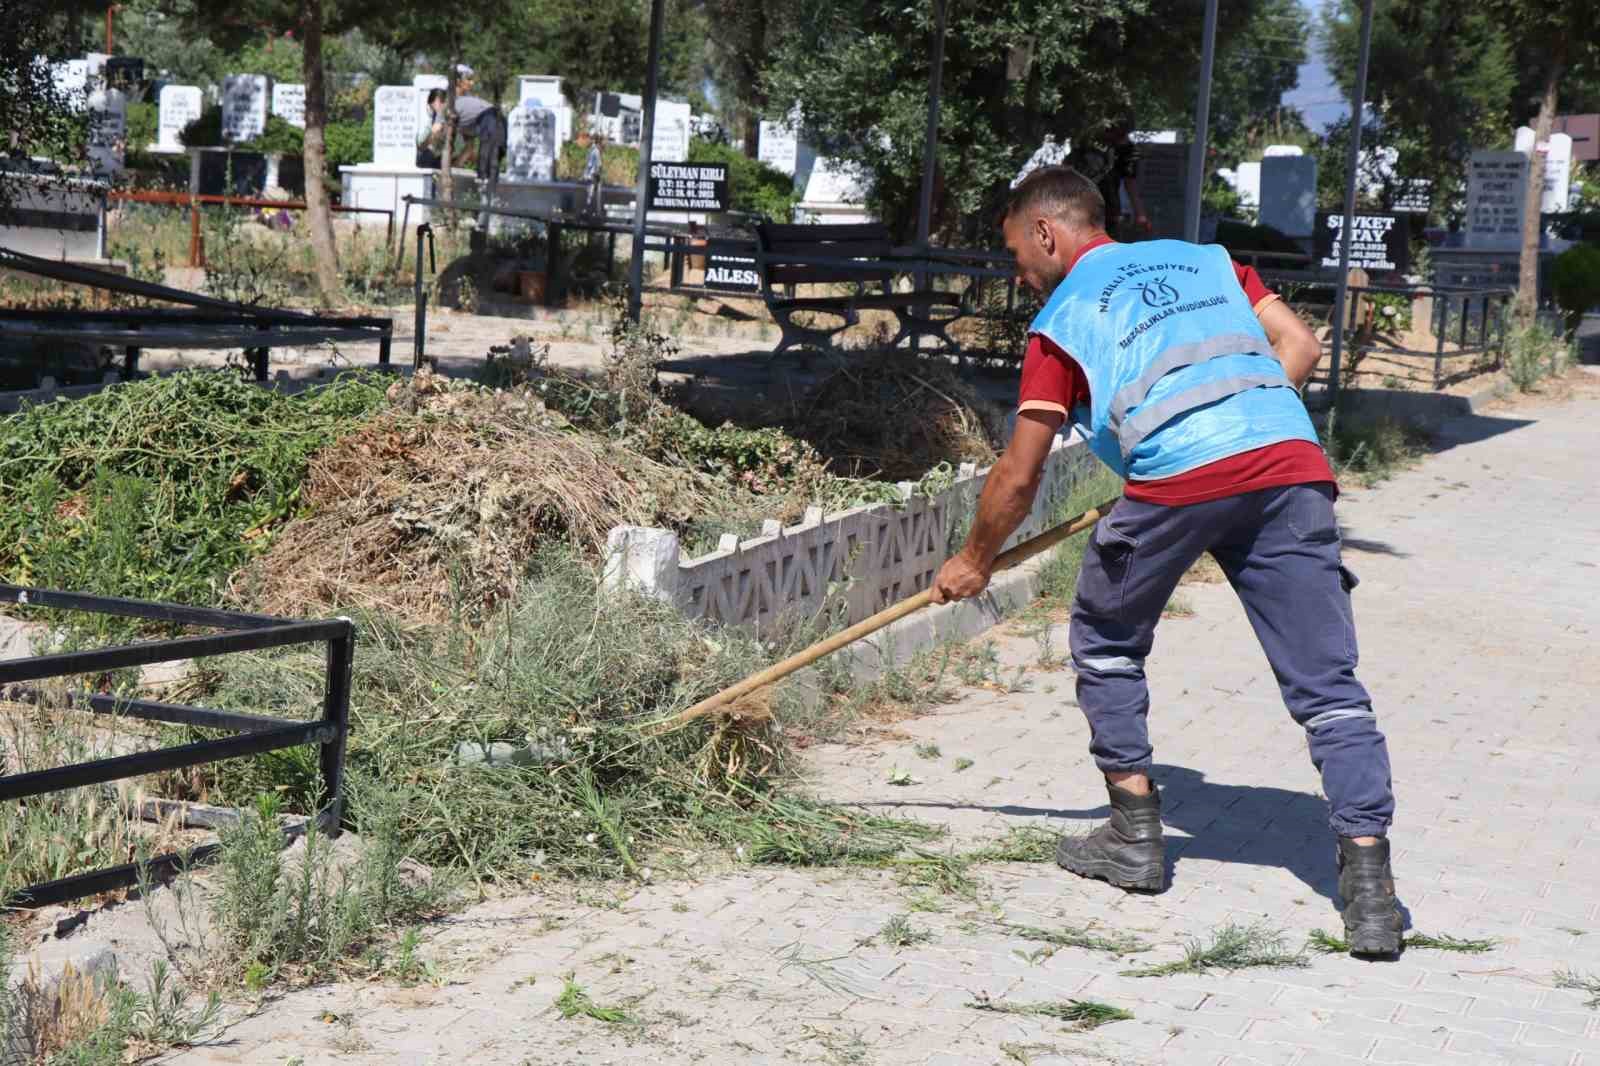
[1017,333,1089,418]
[1232,260,1279,313]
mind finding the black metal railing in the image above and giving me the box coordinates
[0,586,354,909]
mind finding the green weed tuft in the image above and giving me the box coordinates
[998,921,1147,956]
[1322,415,1425,487]
[1554,969,1600,1008]
[553,974,636,1024]
[877,914,934,948]
[968,991,1132,1030]
[1121,922,1307,977]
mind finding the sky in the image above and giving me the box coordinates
[1282,0,1349,132]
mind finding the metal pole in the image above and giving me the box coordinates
[1183,0,1219,243]
[1327,0,1375,405]
[916,0,947,252]
[628,0,668,324]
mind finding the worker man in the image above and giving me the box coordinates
[449,65,507,230]
[930,166,1402,957]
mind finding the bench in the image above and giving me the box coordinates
[754,223,965,354]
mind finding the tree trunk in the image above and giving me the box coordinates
[1515,51,1564,322]
[300,0,341,303]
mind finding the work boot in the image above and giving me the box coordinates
[1337,836,1403,956]
[1055,782,1165,891]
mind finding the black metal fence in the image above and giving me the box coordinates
[0,586,353,909]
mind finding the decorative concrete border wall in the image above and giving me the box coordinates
[605,435,1102,632]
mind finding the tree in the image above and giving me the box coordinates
[4,0,105,192]
[1322,1,1515,221]
[761,0,1271,242]
[1494,0,1600,318]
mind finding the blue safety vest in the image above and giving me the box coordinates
[1030,240,1318,481]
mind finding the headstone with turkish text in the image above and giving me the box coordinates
[1314,212,1409,274]
[221,74,269,143]
[647,162,728,211]
[1133,142,1188,238]
[1465,150,1528,249]
[272,83,305,129]
[758,119,799,177]
[1258,154,1316,237]
[703,239,761,293]
[373,85,419,167]
[86,87,126,176]
[1540,132,1573,213]
[52,59,89,109]
[505,104,557,182]
[516,76,572,147]
[156,84,202,152]
[651,99,692,164]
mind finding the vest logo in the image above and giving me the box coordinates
[1134,276,1180,308]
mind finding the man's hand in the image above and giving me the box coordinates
[931,551,992,604]
[1134,213,1152,234]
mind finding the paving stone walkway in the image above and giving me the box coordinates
[164,381,1600,1066]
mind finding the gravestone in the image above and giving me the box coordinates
[1464,150,1527,249]
[647,162,728,211]
[1553,113,1599,162]
[517,76,572,147]
[1523,128,1574,212]
[221,74,269,143]
[373,85,419,167]
[412,74,447,142]
[1133,142,1188,239]
[272,83,306,129]
[505,103,557,183]
[1233,160,1261,210]
[1262,144,1304,157]
[1314,212,1409,274]
[758,119,799,177]
[592,91,643,147]
[85,88,126,176]
[156,85,202,152]
[651,99,692,164]
[1258,154,1316,238]
[52,59,89,109]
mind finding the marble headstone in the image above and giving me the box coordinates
[156,84,203,151]
[373,85,419,167]
[651,99,692,164]
[272,83,306,129]
[1465,150,1528,249]
[758,119,799,177]
[86,87,127,175]
[505,103,557,182]
[1258,154,1316,237]
[221,74,269,142]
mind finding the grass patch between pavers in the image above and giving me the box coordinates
[1553,969,1600,1008]
[875,913,935,948]
[1308,928,1497,954]
[968,991,1133,1030]
[1120,922,1307,977]
[997,921,1148,956]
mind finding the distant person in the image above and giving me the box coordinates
[451,65,507,227]
[416,89,448,169]
[582,132,606,216]
[1070,121,1151,239]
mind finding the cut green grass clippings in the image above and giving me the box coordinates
[913,741,942,760]
[553,975,635,1024]
[877,914,935,948]
[998,921,1148,956]
[0,370,388,639]
[970,825,1060,864]
[1120,922,1308,977]
[1553,969,1600,1008]
[953,757,974,772]
[1307,929,1498,955]
[968,991,1133,1030]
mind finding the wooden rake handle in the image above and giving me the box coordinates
[644,496,1120,735]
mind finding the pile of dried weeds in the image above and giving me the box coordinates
[233,371,710,624]
[793,350,1002,481]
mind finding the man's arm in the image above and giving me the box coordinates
[931,410,1064,604]
[1258,298,1322,388]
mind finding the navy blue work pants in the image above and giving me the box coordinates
[1068,483,1395,838]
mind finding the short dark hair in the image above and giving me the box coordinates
[1003,166,1105,230]
[427,89,446,105]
